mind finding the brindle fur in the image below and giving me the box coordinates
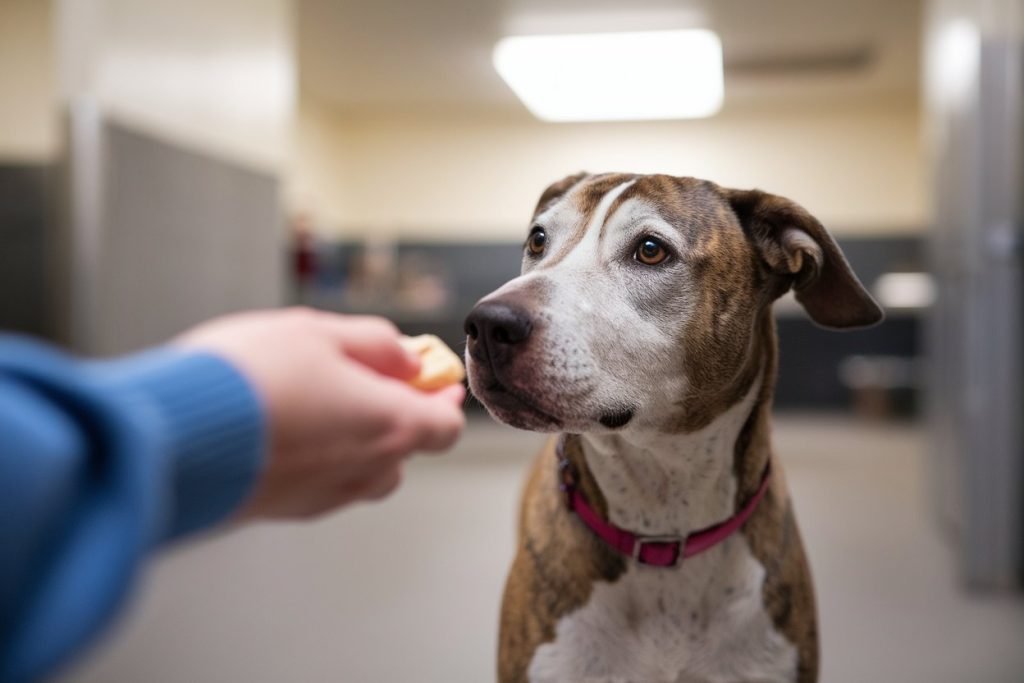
[499,314,818,682]
[499,436,626,683]
[494,173,879,682]
[732,312,820,682]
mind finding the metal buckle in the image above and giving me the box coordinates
[632,535,685,567]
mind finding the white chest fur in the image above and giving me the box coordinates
[527,379,798,683]
[526,538,797,683]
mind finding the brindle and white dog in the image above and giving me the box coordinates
[464,173,883,683]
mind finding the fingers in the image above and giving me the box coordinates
[317,313,421,381]
[432,383,467,407]
[359,465,404,501]
[403,390,466,453]
[343,363,466,455]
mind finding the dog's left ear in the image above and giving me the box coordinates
[724,188,884,330]
[534,171,589,215]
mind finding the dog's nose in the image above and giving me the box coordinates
[464,301,533,347]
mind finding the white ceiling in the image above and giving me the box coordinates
[297,0,921,116]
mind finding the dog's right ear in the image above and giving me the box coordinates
[533,172,589,215]
[724,187,884,330]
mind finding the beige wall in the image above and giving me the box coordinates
[0,0,295,168]
[57,0,295,172]
[290,95,928,240]
[0,0,57,161]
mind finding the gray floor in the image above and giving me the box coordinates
[61,416,1024,682]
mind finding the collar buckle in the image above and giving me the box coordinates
[632,535,685,567]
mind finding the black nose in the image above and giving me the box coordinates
[464,301,533,348]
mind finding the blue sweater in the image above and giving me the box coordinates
[0,336,266,683]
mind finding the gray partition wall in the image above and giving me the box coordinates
[0,164,54,340]
[925,0,1024,588]
[60,106,285,356]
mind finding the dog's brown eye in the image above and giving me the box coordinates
[527,228,546,256]
[635,237,668,265]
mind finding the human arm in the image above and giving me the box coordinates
[0,309,465,682]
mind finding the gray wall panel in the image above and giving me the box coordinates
[71,120,284,356]
[0,164,52,339]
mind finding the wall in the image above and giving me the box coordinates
[0,164,53,338]
[923,0,1024,588]
[290,95,928,240]
[0,0,58,161]
[57,0,295,172]
[0,1,58,338]
[82,122,284,354]
[54,0,295,353]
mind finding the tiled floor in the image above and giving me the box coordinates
[62,416,1024,682]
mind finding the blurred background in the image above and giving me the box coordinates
[1,0,1022,680]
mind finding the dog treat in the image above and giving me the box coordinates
[399,334,465,391]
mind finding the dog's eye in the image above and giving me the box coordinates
[527,227,546,256]
[635,237,669,266]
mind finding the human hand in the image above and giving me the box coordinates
[176,308,466,519]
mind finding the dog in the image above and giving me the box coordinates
[463,173,883,683]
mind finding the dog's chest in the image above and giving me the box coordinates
[526,537,797,683]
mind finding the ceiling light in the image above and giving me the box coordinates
[493,30,724,122]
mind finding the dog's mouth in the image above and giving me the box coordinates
[474,372,636,433]
[478,376,564,430]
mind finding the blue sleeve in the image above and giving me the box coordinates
[0,336,266,683]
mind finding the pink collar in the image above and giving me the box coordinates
[557,436,772,568]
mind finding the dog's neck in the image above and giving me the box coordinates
[578,373,764,537]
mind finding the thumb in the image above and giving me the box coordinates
[319,314,420,380]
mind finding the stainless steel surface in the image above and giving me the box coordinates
[925,0,1024,587]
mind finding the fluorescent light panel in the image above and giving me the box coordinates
[493,29,723,122]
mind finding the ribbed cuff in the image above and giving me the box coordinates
[89,349,267,542]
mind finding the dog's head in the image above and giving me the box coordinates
[465,173,882,434]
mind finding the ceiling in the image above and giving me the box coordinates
[297,0,921,117]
